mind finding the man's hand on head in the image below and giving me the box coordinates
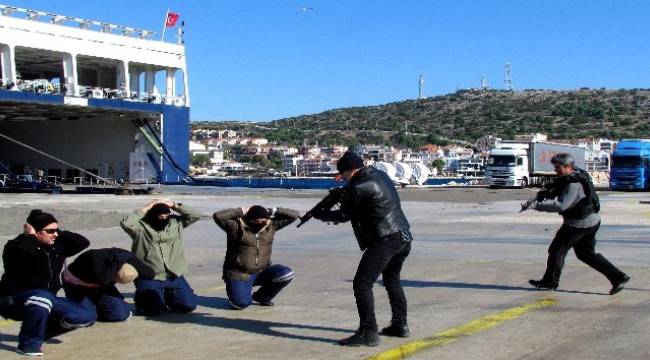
[23,223,36,235]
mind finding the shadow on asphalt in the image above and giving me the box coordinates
[373,279,610,295]
[375,279,536,291]
[144,312,349,344]
[0,332,18,352]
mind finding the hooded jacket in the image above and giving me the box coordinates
[67,247,155,287]
[318,166,410,250]
[0,231,89,296]
[213,207,299,280]
[120,204,202,280]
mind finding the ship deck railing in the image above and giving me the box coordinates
[1,80,186,106]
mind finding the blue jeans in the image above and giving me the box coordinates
[134,275,197,316]
[0,289,96,351]
[64,284,131,322]
[225,264,294,309]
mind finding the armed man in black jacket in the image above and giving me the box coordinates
[0,210,96,356]
[313,151,413,347]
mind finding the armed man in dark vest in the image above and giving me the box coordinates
[523,153,630,295]
[313,150,413,347]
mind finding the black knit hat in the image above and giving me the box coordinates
[337,151,364,173]
[244,205,269,221]
[27,209,58,231]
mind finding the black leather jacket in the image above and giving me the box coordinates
[0,231,89,296]
[319,166,410,250]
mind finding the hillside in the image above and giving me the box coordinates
[193,88,650,147]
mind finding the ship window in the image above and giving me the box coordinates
[517,158,524,166]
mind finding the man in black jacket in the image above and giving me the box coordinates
[0,210,96,356]
[313,151,413,347]
[63,248,155,322]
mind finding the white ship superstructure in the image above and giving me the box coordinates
[0,5,191,184]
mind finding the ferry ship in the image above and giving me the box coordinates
[0,4,190,189]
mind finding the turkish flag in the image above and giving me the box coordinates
[165,12,180,27]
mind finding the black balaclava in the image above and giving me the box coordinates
[27,209,58,232]
[244,205,269,233]
[144,203,172,231]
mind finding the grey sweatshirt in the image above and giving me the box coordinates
[532,182,600,228]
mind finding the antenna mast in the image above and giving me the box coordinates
[504,62,513,91]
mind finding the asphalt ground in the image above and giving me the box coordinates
[0,187,648,359]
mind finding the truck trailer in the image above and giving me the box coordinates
[485,141,586,188]
[609,139,650,191]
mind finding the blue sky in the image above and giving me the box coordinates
[7,1,650,121]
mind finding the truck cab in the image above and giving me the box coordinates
[485,144,530,188]
[610,139,650,191]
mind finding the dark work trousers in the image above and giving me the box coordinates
[225,264,294,309]
[64,283,131,322]
[133,275,197,316]
[354,232,412,332]
[541,222,627,286]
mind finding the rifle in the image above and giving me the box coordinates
[520,181,559,212]
[296,186,347,228]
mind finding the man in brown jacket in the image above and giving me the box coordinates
[213,205,299,309]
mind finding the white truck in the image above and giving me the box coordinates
[485,141,585,188]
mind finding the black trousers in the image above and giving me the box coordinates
[353,232,411,331]
[541,222,627,286]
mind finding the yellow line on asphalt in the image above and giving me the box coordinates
[365,298,556,360]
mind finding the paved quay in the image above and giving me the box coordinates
[0,187,648,359]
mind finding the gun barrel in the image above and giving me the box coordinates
[296,214,312,228]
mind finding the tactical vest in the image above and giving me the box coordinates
[557,169,600,219]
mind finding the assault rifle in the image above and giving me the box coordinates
[296,186,347,228]
[520,181,559,212]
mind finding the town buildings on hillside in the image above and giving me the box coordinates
[189,129,616,177]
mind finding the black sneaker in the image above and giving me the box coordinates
[610,275,630,295]
[338,329,380,347]
[528,279,558,290]
[381,323,410,338]
[252,294,274,306]
[16,346,43,356]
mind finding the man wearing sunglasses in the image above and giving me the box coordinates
[0,209,96,356]
[523,153,630,294]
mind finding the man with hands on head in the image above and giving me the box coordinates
[213,205,299,310]
[0,210,96,356]
[120,199,202,316]
[63,247,155,322]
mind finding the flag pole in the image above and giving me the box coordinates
[161,9,169,41]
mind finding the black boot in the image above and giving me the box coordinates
[528,279,558,290]
[381,322,410,338]
[338,329,380,347]
[610,275,630,295]
[252,293,274,306]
